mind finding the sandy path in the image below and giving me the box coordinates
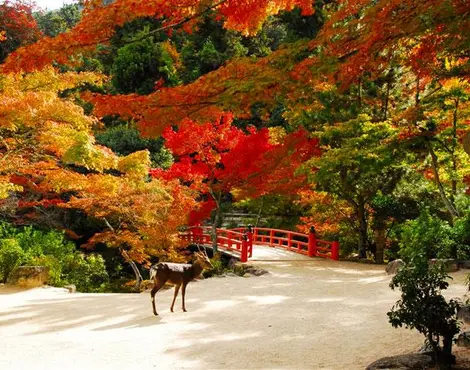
[0,258,468,370]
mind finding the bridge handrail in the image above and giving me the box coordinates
[180,226,339,262]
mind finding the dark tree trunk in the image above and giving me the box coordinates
[357,197,367,258]
[374,228,386,264]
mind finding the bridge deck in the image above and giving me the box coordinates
[203,244,312,261]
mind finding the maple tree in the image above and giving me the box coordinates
[0,0,42,63]
[151,113,319,250]
[0,68,195,286]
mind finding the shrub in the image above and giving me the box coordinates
[388,260,460,365]
[399,211,457,261]
[62,253,109,292]
[0,239,25,283]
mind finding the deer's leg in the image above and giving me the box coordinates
[150,277,166,316]
[170,284,181,313]
[182,282,188,312]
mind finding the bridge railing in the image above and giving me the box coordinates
[232,227,339,261]
[180,226,339,262]
[180,226,251,262]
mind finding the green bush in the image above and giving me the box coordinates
[0,223,109,291]
[399,211,457,261]
[0,239,25,283]
[62,253,109,292]
[388,260,460,364]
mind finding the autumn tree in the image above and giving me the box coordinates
[152,113,319,250]
[0,0,42,63]
[0,68,195,287]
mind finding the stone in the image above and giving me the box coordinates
[457,305,470,325]
[225,272,238,277]
[64,284,76,293]
[7,266,49,288]
[366,354,433,370]
[244,267,269,276]
[386,259,404,275]
[456,331,470,347]
[429,258,459,272]
[243,273,254,277]
[458,260,470,270]
[227,258,238,269]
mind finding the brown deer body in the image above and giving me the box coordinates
[150,251,213,316]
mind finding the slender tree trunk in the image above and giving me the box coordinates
[428,143,459,218]
[450,98,459,205]
[120,248,142,291]
[255,197,265,228]
[211,207,220,253]
[357,197,367,258]
[374,227,386,264]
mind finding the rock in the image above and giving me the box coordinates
[7,266,49,287]
[225,272,238,277]
[459,260,470,269]
[227,258,238,269]
[386,259,404,275]
[417,341,434,356]
[64,284,76,293]
[243,273,254,277]
[429,258,459,272]
[456,331,470,347]
[366,354,433,370]
[457,305,470,325]
[245,267,269,276]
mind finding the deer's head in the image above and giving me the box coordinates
[195,248,213,269]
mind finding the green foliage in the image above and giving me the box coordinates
[111,32,180,94]
[95,124,173,168]
[388,260,460,362]
[62,253,109,293]
[0,239,25,283]
[34,4,82,37]
[399,211,458,261]
[0,223,108,291]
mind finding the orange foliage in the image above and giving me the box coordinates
[2,0,313,73]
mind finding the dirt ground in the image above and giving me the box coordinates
[0,258,468,370]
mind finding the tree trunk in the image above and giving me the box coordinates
[428,143,459,218]
[374,227,386,264]
[357,197,367,259]
[211,207,220,253]
[120,248,142,291]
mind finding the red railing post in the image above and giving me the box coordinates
[308,226,317,257]
[269,229,275,247]
[287,232,292,250]
[241,233,248,262]
[331,240,340,260]
[246,225,253,258]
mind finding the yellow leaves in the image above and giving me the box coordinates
[268,126,287,145]
[118,150,151,178]
[0,179,22,199]
[1,66,103,95]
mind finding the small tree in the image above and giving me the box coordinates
[388,259,460,367]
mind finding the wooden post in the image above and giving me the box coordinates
[246,225,253,257]
[269,229,275,247]
[241,233,248,262]
[331,241,340,261]
[308,226,317,257]
[287,232,292,250]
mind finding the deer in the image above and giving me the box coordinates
[149,247,213,316]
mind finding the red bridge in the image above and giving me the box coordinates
[180,226,340,262]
